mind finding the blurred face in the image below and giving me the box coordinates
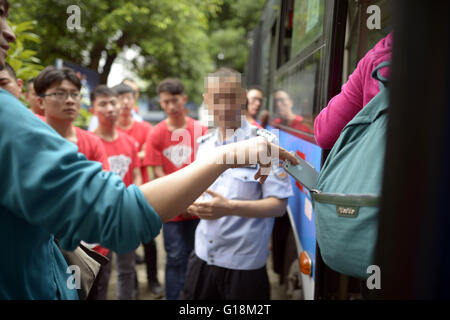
[40,80,81,122]
[0,2,15,69]
[92,95,120,127]
[118,92,135,117]
[274,90,293,120]
[204,78,246,129]
[25,82,42,113]
[159,91,187,119]
[247,89,263,118]
[0,69,22,99]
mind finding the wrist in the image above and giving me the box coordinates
[228,200,237,213]
[215,145,234,169]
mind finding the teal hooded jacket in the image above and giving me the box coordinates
[0,89,162,299]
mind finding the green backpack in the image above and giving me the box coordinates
[312,62,389,279]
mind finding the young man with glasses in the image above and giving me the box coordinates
[34,66,109,171]
[144,78,208,300]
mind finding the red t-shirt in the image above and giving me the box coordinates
[75,127,110,256]
[75,127,109,170]
[117,120,152,183]
[98,131,140,187]
[144,117,208,222]
[35,114,46,121]
[273,115,316,143]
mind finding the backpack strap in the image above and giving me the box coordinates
[372,61,390,88]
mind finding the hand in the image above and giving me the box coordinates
[187,190,231,220]
[217,136,299,184]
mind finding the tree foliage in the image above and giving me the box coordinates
[8,0,266,104]
[207,0,266,72]
[5,20,43,81]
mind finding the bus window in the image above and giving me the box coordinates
[278,0,294,67]
[291,0,325,59]
[269,50,321,143]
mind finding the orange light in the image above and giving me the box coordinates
[299,251,312,275]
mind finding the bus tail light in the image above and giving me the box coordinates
[299,251,312,275]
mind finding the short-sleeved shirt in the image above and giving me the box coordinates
[144,116,208,222]
[35,113,46,121]
[98,131,140,187]
[117,120,152,183]
[75,126,109,170]
[194,119,294,270]
[0,89,161,299]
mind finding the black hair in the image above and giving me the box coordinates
[90,84,118,103]
[112,83,136,97]
[157,78,184,95]
[34,66,81,97]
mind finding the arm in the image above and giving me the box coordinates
[314,57,367,150]
[138,143,146,161]
[1,96,297,252]
[133,167,142,186]
[152,165,165,179]
[139,137,297,223]
[187,190,287,219]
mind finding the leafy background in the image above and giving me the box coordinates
[8,0,266,105]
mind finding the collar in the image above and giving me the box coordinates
[213,117,252,146]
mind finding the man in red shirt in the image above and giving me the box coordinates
[272,89,315,143]
[114,82,163,298]
[91,84,142,300]
[144,78,207,300]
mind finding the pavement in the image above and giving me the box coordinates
[106,233,287,300]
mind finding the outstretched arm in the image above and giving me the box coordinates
[187,190,287,220]
[139,137,298,223]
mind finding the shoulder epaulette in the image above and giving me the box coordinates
[196,132,214,144]
[256,128,277,143]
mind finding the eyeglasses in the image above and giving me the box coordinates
[41,91,81,101]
